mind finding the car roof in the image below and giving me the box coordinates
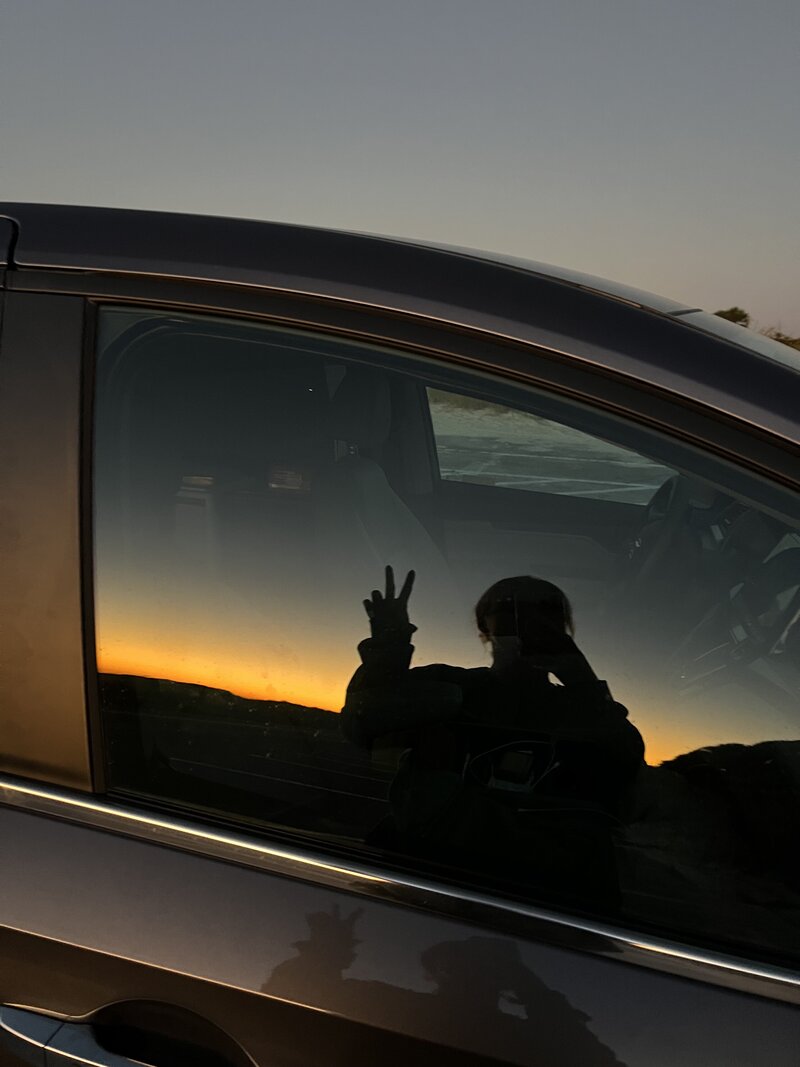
[1,202,798,446]
[0,200,695,314]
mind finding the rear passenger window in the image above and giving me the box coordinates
[93,306,800,967]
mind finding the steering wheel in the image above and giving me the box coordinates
[625,475,697,585]
[673,547,800,689]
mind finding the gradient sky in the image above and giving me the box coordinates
[1,1,798,332]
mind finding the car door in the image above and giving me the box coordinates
[1,279,799,1067]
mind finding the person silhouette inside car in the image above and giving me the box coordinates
[342,567,644,911]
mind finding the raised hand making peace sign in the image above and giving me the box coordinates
[362,565,417,640]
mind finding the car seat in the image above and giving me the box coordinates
[318,367,470,659]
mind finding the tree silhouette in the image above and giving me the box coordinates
[762,327,800,352]
[714,307,751,327]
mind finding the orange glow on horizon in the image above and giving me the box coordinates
[96,573,794,772]
[97,649,344,713]
[97,648,711,765]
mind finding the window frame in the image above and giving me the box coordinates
[87,294,800,960]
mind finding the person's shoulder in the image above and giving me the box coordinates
[412,663,488,684]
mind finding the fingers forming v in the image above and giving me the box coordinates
[399,568,415,606]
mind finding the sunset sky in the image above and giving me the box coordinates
[95,574,793,768]
[1,1,798,332]
[94,513,794,770]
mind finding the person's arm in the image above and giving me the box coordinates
[341,567,462,748]
[521,628,645,770]
[550,680,645,771]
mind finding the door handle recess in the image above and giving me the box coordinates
[0,1005,152,1066]
[0,1006,63,1065]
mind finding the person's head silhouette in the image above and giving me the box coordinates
[475,576,574,667]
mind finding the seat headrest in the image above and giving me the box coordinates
[685,478,721,509]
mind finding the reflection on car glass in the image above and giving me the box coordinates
[427,388,676,504]
[343,566,644,913]
[93,307,800,964]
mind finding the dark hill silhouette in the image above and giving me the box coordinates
[99,672,392,837]
[100,672,341,731]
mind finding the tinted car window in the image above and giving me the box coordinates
[93,306,800,966]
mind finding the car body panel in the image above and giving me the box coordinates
[2,799,800,1067]
[377,236,714,317]
[0,292,91,790]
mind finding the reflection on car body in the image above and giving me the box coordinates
[0,203,798,1066]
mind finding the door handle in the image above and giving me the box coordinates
[0,1005,152,1067]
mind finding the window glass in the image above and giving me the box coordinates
[94,306,800,966]
[428,388,675,503]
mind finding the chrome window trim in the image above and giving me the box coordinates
[1,774,797,1006]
